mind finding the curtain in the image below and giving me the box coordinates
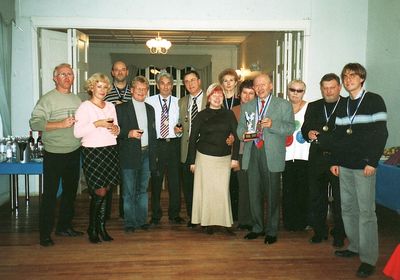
[0,13,12,136]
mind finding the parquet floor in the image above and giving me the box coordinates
[0,189,398,279]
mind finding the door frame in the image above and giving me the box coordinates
[30,17,311,102]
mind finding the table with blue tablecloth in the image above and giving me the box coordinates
[376,161,400,213]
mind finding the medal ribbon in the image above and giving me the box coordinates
[323,96,341,126]
[346,91,366,127]
[254,94,272,149]
[114,84,129,101]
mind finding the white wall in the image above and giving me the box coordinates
[89,43,238,83]
[366,0,400,147]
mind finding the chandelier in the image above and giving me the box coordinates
[146,33,172,54]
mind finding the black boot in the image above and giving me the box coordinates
[98,196,113,241]
[87,196,102,244]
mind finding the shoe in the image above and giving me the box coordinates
[335,249,359,258]
[169,217,185,224]
[244,231,264,240]
[187,221,197,228]
[40,237,54,247]
[150,218,160,225]
[97,196,113,241]
[356,263,375,278]
[140,224,150,230]
[332,238,345,248]
[309,235,327,244]
[55,228,84,237]
[264,235,277,245]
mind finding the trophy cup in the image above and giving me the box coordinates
[243,112,258,142]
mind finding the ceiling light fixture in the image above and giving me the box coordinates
[146,33,172,54]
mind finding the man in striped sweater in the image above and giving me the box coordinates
[330,63,388,278]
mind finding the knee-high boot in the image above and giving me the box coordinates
[98,195,113,241]
[87,195,102,243]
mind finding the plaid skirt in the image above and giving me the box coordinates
[82,145,120,190]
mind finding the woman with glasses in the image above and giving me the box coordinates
[282,80,310,232]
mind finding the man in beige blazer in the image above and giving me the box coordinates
[178,70,208,227]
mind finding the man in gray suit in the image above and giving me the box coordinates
[177,70,208,227]
[237,72,295,244]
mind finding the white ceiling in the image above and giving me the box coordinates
[77,29,252,45]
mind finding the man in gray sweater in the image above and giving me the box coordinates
[30,63,83,247]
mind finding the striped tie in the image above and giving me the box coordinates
[191,97,198,121]
[160,99,169,138]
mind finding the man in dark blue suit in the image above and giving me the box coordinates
[116,76,157,232]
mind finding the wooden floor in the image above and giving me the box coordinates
[0,190,398,280]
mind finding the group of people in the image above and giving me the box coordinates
[30,60,387,278]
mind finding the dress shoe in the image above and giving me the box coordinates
[309,235,328,244]
[55,228,84,237]
[169,217,185,224]
[40,237,54,247]
[332,238,345,248]
[264,235,277,244]
[140,224,150,230]
[149,218,160,225]
[244,231,264,240]
[187,221,197,228]
[356,263,375,278]
[335,249,359,258]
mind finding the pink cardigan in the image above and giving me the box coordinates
[74,101,118,148]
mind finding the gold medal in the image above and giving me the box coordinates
[256,121,262,131]
[322,125,329,132]
[346,128,353,135]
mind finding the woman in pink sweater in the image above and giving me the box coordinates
[74,73,120,243]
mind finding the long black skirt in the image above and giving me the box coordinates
[82,145,120,191]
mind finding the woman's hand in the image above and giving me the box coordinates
[94,118,114,129]
[231,160,239,170]
[108,125,120,136]
[95,187,107,197]
[190,164,195,173]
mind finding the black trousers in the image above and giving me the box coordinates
[282,160,309,231]
[151,138,181,220]
[308,155,345,239]
[39,148,80,239]
[181,159,194,220]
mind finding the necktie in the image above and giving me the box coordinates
[160,99,169,138]
[191,97,198,121]
[259,100,265,115]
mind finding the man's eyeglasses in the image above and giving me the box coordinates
[288,88,305,93]
[57,73,73,78]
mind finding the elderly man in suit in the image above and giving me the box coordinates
[177,70,208,227]
[116,75,157,233]
[237,72,295,244]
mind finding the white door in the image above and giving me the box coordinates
[39,29,68,95]
[68,29,89,94]
[39,28,89,96]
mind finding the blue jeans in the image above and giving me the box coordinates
[121,150,151,229]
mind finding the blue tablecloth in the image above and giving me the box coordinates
[0,161,43,175]
[376,162,400,213]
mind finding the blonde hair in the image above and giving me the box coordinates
[84,73,111,96]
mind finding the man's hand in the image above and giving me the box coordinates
[364,165,376,176]
[190,164,195,173]
[330,165,340,176]
[129,129,144,139]
[231,160,239,170]
[308,130,319,141]
[62,116,76,128]
[226,133,235,146]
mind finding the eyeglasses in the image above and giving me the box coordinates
[288,88,305,93]
[57,73,73,78]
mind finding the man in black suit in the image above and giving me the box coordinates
[301,73,345,247]
[116,76,157,232]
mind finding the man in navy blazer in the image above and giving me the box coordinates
[116,76,157,232]
[237,72,295,244]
